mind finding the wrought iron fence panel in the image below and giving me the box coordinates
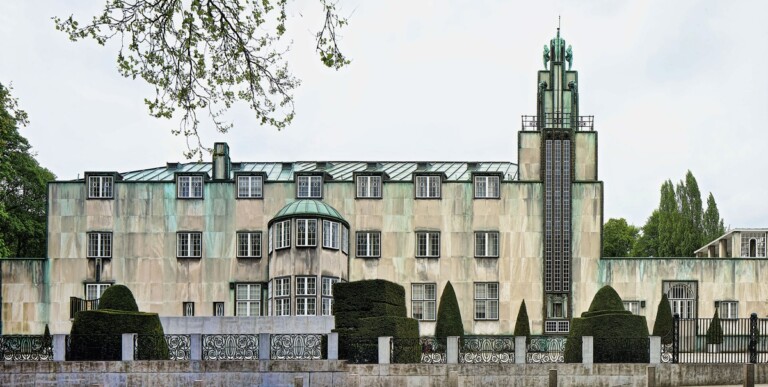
[660,343,673,363]
[673,316,762,363]
[65,334,122,361]
[418,337,447,364]
[134,334,190,360]
[459,336,515,364]
[346,337,378,364]
[526,336,566,363]
[593,337,649,363]
[0,335,53,361]
[270,334,323,360]
[202,334,258,360]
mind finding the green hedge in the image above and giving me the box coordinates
[564,285,649,363]
[652,294,673,344]
[435,282,464,339]
[98,284,139,312]
[69,309,168,360]
[333,280,405,310]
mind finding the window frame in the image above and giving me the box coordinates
[355,174,383,199]
[86,174,115,199]
[213,302,225,316]
[717,300,738,319]
[321,276,340,316]
[235,283,262,317]
[274,277,291,316]
[296,174,323,199]
[474,282,499,321]
[356,231,381,258]
[414,174,442,199]
[474,231,500,258]
[415,231,440,258]
[274,220,291,250]
[87,232,113,258]
[236,231,262,258]
[84,283,111,301]
[235,173,264,199]
[663,281,698,320]
[342,227,349,255]
[473,174,501,199]
[176,232,203,258]
[183,302,195,317]
[322,220,340,250]
[411,283,437,321]
[622,300,642,315]
[296,218,318,247]
[176,174,205,199]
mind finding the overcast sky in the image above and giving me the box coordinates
[1,1,767,230]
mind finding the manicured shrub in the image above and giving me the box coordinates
[564,285,649,363]
[652,294,673,344]
[435,282,464,339]
[97,284,139,312]
[706,310,723,345]
[513,300,531,345]
[69,285,167,360]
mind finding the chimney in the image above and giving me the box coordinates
[212,142,231,181]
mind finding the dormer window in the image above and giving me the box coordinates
[356,175,382,198]
[415,175,441,199]
[88,175,114,199]
[297,175,322,198]
[237,175,263,199]
[474,175,500,199]
[177,175,203,198]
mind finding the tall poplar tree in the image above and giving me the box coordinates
[702,193,726,243]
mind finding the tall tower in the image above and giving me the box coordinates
[525,28,594,334]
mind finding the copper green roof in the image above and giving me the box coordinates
[269,200,348,227]
[115,161,517,182]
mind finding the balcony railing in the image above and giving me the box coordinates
[70,297,100,319]
[521,113,594,131]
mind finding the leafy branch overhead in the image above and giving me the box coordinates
[54,0,350,159]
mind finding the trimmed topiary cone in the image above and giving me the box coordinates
[435,281,464,339]
[513,300,531,345]
[652,294,674,345]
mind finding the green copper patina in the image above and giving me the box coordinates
[270,199,348,226]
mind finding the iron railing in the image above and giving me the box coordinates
[526,336,566,363]
[0,335,53,361]
[521,113,594,131]
[201,334,258,360]
[459,336,515,363]
[134,334,191,360]
[69,297,100,319]
[270,334,323,360]
[672,313,767,363]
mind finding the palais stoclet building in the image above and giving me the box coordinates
[3,30,768,336]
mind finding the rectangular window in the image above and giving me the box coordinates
[474,282,499,320]
[342,227,349,255]
[237,232,262,258]
[183,302,195,317]
[623,301,642,315]
[88,176,114,199]
[663,281,697,319]
[177,175,203,198]
[296,297,316,316]
[321,277,340,316]
[474,175,500,198]
[275,220,290,249]
[323,220,340,249]
[356,231,381,258]
[297,175,323,198]
[356,175,382,198]
[268,226,273,253]
[236,283,261,317]
[274,277,290,316]
[416,232,440,257]
[87,232,112,258]
[475,232,499,258]
[177,232,202,258]
[415,175,441,198]
[85,283,110,300]
[411,283,436,321]
[213,302,225,316]
[296,276,317,296]
[296,219,318,247]
[718,301,738,319]
[237,175,263,198]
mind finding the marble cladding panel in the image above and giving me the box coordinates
[570,182,603,317]
[574,132,597,181]
[518,132,542,181]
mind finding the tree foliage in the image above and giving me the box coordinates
[435,281,464,338]
[633,171,725,257]
[54,0,351,158]
[0,83,55,258]
[602,218,639,257]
